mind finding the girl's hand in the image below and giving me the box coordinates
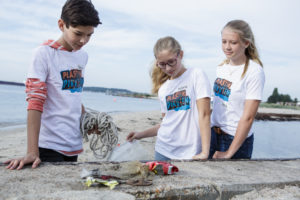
[213,151,232,159]
[126,132,140,142]
[5,152,41,170]
[192,152,209,160]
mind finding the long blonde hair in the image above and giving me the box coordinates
[150,36,182,94]
[220,20,263,78]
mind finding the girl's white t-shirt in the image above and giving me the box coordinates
[211,60,265,137]
[155,67,211,159]
[27,45,88,152]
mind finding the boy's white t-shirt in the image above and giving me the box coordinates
[155,67,211,159]
[211,60,265,137]
[27,45,88,152]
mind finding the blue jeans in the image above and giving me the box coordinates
[209,127,254,159]
[155,151,171,161]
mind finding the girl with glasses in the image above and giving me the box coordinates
[210,20,265,159]
[127,36,211,161]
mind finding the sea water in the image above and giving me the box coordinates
[252,121,300,159]
[0,84,160,128]
[0,84,299,159]
[0,85,27,127]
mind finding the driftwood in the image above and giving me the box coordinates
[255,112,300,121]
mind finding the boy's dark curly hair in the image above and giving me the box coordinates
[61,0,101,28]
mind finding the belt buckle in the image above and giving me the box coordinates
[214,127,222,135]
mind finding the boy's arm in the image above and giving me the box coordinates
[81,104,85,114]
[5,110,42,170]
[26,110,42,161]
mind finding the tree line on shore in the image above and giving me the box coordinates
[267,88,298,104]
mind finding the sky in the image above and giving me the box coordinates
[0,0,300,101]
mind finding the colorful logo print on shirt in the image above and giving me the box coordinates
[166,90,190,111]
[213,78,232,101]
[60,69,84,93]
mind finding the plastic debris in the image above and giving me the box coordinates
[81,168,120,180]
[85,177,119,190]
[146,161,179,175]
[81,168,101,179]
[108,140,152,162]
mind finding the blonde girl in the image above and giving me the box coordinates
[210,20,265,159]
[127,36,211,160]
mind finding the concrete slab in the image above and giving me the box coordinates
[1,159,300,200]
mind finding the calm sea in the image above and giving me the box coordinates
[0,84,160,128]
[0,85,299,159]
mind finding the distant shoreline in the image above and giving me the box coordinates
[1,81,300,120]
[0,80,24,86]
[0,80,154,99]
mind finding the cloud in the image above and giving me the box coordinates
[0,0,299,99]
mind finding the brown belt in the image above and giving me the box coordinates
[212,126,227,135]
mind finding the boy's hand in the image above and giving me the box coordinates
[4,152,41,170]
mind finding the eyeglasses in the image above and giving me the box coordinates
[156,53,179,69]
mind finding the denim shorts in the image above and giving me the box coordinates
[154,151,171,161]
[39,147,78,162]
[209,127,254,159]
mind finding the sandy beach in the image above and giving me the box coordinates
[1,109,300,199]
[2,107,299,163]
[258,107,300,115]
[0,110,162,164]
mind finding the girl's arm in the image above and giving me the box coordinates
[213,99,260,159]
[193,97,211,159]
[5,110,42,170]
[126,113,164,141]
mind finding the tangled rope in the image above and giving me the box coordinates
[80,108,119,160]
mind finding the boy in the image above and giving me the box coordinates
[5,0,101,170]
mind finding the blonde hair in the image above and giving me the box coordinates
[220,20,263,78]
[150,36,182,94]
